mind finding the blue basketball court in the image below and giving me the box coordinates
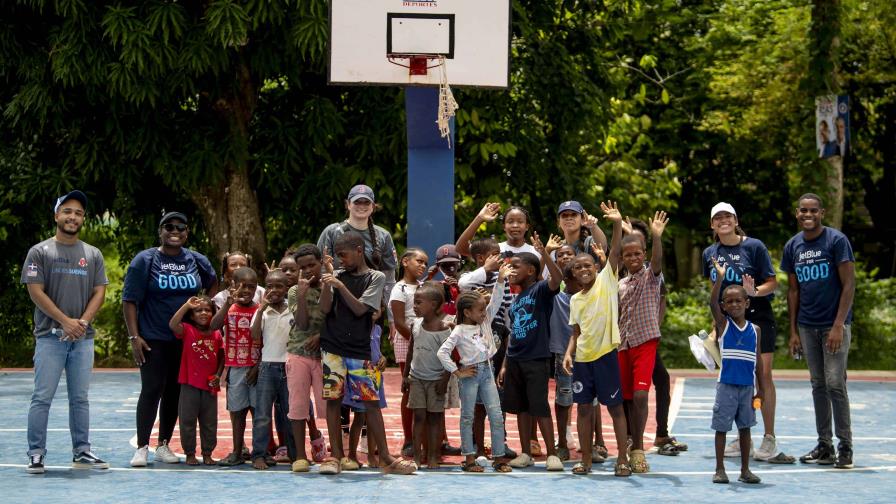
[1,369,893,503]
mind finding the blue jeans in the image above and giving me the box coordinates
[459,361,505,457]
[799,325,852,447]
[251,362,294,460]
[27,336,94,456]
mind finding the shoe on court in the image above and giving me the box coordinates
[72,451,109,469]
[723,438,753,458]
[556,445,571,461]
[799,443,835,465]
[154,441,180,464]
[754,434,778,461]
[530,441,543,457]
[130,446,149,467]
[27,454,45,474]
[509,453,534,468]
[503,445,518,459]
[834,443,854,469]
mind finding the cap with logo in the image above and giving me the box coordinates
[159,211,189,227]
[436,244,461,264]
[348,184,375,203]
[54,190,88,213]
[557,200,585,215]
[710,202,737,219]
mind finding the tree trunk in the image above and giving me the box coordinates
[192,52,267,273]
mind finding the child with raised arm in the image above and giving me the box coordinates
[169,296,224,466]
[499,232,564,471]
[209,267,261,466]
[285,244,328,471]
[709,258,765,484]
[249,269,294,470]
[562,201,630,476]
[439,264,514,473]
[402,282,452,468]
[318,232,416,475]
[616,211,669,473]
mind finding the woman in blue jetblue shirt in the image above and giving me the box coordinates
[701,202,788,463]
[122,212,217,467]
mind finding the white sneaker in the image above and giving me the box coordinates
[130,446,149,467]
[154,441,180,464]
[545,454,564,471]
[358,435,368,454]
[754,434,777,461]
[509,453,534,468]
[565,430,578,451]
[723,438,754,458]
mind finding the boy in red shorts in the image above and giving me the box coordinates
[617,210,669,473]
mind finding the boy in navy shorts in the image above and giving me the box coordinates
[709,258,766,484]
[562,201,630,476]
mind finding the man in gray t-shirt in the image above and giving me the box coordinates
[20,190,109,474]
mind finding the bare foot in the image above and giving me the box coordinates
[185,455,200,466]
[427,458,440,469]
[202,455,216,465]
[252,458,269,470]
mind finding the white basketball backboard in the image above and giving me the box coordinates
[329,0,510,88]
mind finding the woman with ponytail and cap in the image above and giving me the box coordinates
[702,202,793,464]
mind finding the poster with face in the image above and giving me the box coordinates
[815,95,850,160]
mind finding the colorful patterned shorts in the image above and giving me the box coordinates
[322,350,382,402]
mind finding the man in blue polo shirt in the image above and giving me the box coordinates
[21,190,109,474]
[781,193,855,470]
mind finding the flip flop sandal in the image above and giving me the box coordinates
[713,472,729,484]
[384,458,417,475]
[217,452,245,467]
[657,442,681,456]
[462,461,485,473]
[319,459,341,475]
[766,452,796,464]
[595,445,609,459]
[492,461,512,473]
[572,463,591,475]
[340,457,360,471]
[738,472,761,484]
[630,450,650,473]
[614,462,632,477]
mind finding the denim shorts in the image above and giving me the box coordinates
[711,382,756,432]
[554,353,573,407]
[226,366,257,412]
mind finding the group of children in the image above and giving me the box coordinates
[165,197,766,483]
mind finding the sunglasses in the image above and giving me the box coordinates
[162,223,188,232]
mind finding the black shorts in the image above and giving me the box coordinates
[747,300,776,354]
[502,357,551,417]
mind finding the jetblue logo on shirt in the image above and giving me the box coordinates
[799,250,822,260]
[709,255,744,283]
[161,263,186,271]
[794,248,830,283]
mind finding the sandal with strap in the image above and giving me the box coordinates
[629,449,650,473]
[340,457,361,471]
[383,458,417,475]
[461,460,485,472]
[766,452,796,464]
[657,442,681,456]
[572,462,591,475]
[492,461,512,473]
[614,462,632,477]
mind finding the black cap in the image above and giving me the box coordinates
[54,190,88,213]
[159,211,189,227]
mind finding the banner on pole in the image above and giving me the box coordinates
[815,95,850,160]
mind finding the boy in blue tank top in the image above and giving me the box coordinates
[709,258,766,484]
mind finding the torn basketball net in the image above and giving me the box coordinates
[436,56,458,147]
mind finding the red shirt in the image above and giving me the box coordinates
[224,303,261,367]
[441,281,459,316]
[177,323,223,393]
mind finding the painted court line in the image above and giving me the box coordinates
[671,434,896,441]
[2,463,893,477]
[666,377,685,434]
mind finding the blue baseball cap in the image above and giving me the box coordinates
[348,184,375,203]
[54,190,88,213]
[557,200,584,215]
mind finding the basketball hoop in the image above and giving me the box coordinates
[387,54,443,76]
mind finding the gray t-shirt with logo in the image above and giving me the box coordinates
[21,238,108,338]
[409,319,452,381]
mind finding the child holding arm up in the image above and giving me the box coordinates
[709,258,765,484]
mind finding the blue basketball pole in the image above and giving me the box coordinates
[405,87,455,261]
